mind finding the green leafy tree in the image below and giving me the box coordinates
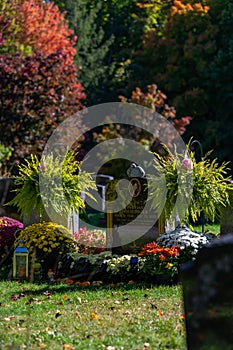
[130,0,233,171]
[53,0,114,105]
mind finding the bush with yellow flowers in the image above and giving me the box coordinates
[15,222,76,272]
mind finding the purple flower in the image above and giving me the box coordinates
[0,217,24,248]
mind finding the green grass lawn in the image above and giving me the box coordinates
[194,223,220,236]
[0,281,187,350]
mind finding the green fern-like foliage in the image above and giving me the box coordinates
[9,151,97,217]
[149,144,233,224]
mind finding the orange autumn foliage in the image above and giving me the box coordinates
[19,0,76,63]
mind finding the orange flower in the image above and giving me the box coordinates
[65,279,74,285]
[63,295,69,301]
[158,254,167,261]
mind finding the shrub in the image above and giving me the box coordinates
[156,226,212,263]
[0,216,23,251]
[15,222,76,272]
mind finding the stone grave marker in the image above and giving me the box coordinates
[181,233,233,350]
[220,182,233,234]
[107,177,161,254]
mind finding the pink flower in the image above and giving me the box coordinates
[181,158,193,170]
[40,162,45,172]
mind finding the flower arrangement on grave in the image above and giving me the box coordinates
[0,217,24,277]
[138,241,181,277]
[15,222,76,271]
[149,140,233,226]
[0,216,23,256]
[156,226,212,263]
[74,226,106,254]
[9,150,96,219]
[106,255,133,277]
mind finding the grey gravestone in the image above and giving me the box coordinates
[221,184,233,234]
[181,234,233,350]
[108,177,159,254]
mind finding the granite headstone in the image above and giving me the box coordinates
[181,233,233,350]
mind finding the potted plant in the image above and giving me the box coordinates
[149,140,233,229]
[8,150,97,226]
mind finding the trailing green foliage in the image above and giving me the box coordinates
[9,151,96,217]
[149,143,233,224]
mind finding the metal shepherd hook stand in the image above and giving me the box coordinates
[189,139,205,233]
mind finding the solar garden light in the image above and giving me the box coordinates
[98,259,108,274]
[77,257,90,272]
[13,240,29,279]
[130,256,139,271]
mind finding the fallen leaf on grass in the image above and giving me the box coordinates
[111,291,120,296]
[38,343,47,348]
[11,293,25,300]
[179,313,185,320]
[122,297,130,301]
[90,312,99,320]
[45,327,55,335]
[157,310,163,317]
[77,297,82,304]
[123,311,131,316]
[149,302,157,309]
[81,281,90,287]
[55,310,62,318]
[2,315,15,321]
[92,280,103,286]
[64,279,74,285]
[63,344,75,349]
[42,291,52,298]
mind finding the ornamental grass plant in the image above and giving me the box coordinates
[149,141,233,225]
[9,150,96,218]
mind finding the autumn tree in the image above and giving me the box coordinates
[0,0,85,173]
[130,0,233,171]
